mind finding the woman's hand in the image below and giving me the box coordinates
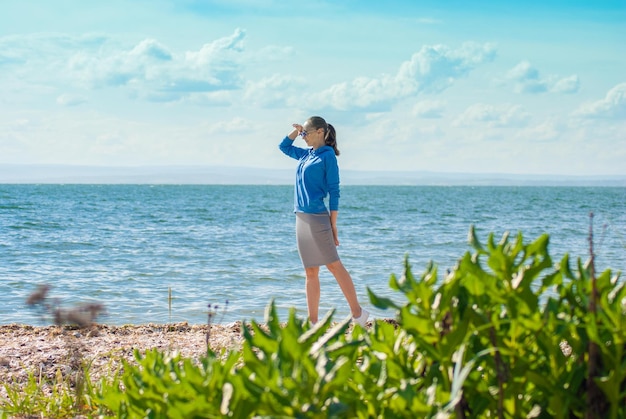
[288,123,303,140]
[330,211,340,246]
[332,224,340,246]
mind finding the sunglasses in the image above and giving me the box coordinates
[299,128,319,138]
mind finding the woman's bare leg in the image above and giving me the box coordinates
[326,259,362,318]
[304,266,321,323]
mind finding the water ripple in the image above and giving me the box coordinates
[0,184,624,325]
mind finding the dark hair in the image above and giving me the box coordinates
[307,116,339,156]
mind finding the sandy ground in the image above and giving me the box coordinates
[0,322,244,400]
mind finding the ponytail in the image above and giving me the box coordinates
[324,123,340,156]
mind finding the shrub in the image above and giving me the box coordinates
[368,226,625,418]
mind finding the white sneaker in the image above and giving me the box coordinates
[353,308,369,327]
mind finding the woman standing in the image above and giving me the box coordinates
[279,116,368,326]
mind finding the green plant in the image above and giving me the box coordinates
[97,347,244,418]
[369,225,624,418]
[2,364,100,418]
[238,303,362,417]
[97,303,367,418]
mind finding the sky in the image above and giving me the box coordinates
[1,0,625,177]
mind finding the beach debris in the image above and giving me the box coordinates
[53,303,106,328]
[26,284,51,305]
[25,284,106,328]
[206,300,229,352]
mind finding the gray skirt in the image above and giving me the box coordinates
[295,212,339,268]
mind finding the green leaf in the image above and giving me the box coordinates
[595,370,621,405]
[245,319,279,356]
[559,254,575,280]
[367,287,399,310]
[264,299,282,335]
[310,315,351,355]
[468,225,484,252]
[526,233,549,256]
[298,309,335,346]
[461,274,485,296]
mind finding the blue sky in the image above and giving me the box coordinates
[1,0,624,176]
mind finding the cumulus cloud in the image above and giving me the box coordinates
[312,42,496,111]
[244,74,307,107]
[574,83,626,119]
[412,100,446,118]
[0,33,107,55]
[0,30,247,102]
[184,29,244,69]
[70,29,246,97]
[520,119,561,142]
[552,75,580,94]
[455,103,531,128]
[205,117,255,134]
[506,61,579,94]
[252,45,295,62]
[130,39,173,61]
[0,33,108,83]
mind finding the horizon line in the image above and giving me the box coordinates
[0,164,624,187]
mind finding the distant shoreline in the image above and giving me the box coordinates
[1,165,624,186]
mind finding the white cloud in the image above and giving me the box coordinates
[0,33,108,59]
[243,74,307,107]
[0,30,247,102]
[13,118,34,129]
[184,28,245,68]
[518,119,561,142]
[552,75,580,94]
[412,100,446,118]
[400,42,497,90]
[129,39,173,61]
[506,61,545,92]
[0,33,109,87]
[255,45,294,59]
[506,61,580,94]
[186,90,235,106]
[574,83,626,119]
[205,117,255,134]
[455,103,531,128]
[56,94,87,106]
[312,42,497,111]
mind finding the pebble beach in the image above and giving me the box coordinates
[0,322,244,399]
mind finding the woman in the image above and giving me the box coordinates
[279,116,368,326]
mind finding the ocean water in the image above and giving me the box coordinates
[1,185,624,326]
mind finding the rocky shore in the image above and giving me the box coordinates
[0,322,244,399]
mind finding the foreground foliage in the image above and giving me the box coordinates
[367,227,625,418]
[1,227,624,418]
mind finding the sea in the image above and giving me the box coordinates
[1,184,624,326]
